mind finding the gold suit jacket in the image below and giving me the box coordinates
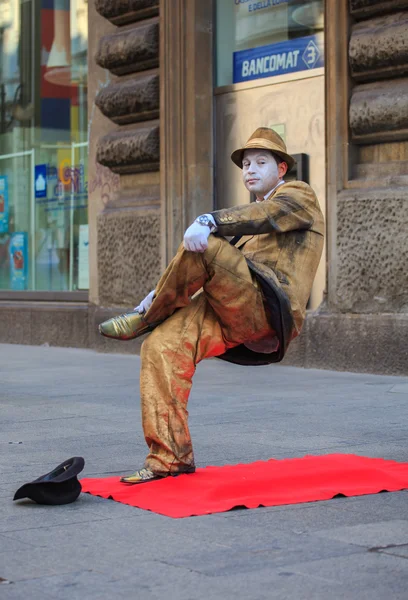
[210,180,324,365]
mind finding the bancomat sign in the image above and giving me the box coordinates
[233,34,323,83]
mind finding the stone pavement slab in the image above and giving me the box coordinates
[1,343,408,599]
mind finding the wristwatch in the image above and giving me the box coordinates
[195,215,216,231]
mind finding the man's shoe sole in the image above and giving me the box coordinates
[120,468,196,484]
[98,323,151,341]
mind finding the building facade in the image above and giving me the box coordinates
[0,0,407,374]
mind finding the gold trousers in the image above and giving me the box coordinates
[141,236,274,474]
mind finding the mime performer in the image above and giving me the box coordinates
[99,128,324,484]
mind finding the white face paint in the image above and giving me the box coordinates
[242,149,287,200]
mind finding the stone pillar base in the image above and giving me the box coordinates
[283,311,408,375]
[1,304,406,375]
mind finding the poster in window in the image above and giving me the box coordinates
[0,175,9,234]
[35,164,47,199]
[10,232,28,291]
[234,0,289,51]
[78,224,89,290]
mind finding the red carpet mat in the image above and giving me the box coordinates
[80,454,408,518]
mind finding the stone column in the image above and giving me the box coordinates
[87,0,213,351]
[87,1,117,308]
[159,0,214,267]
[87,0,162,349]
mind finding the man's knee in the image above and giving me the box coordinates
[207,234,227,252]
[204,234,249,278]
[202,234,233,265]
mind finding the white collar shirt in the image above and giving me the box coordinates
[256,180,285,203]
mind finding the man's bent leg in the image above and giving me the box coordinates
[100,236,267,342]
[145,236,268,341]
[140,272,273,475]
[100,236,232,341]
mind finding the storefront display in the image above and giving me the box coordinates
[0,0,88,293]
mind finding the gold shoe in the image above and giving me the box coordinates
[98,311,151,340]
[120,468,165,484]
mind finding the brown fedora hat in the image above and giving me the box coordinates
[231,127,296,171]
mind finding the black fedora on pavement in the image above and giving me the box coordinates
[13,457,85,505]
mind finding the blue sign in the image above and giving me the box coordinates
[35,164,47,199]
[10,232,28,290]
[233,35,324,84]
[0,175,9,234]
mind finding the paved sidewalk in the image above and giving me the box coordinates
[1,343,408,599]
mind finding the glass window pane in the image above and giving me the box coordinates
[216,0,324,87]
[0,0,88,292]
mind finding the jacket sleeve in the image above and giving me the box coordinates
[210,181,319,237]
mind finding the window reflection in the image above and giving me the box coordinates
[0,0,88,292]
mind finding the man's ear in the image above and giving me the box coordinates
[278,161,288,179]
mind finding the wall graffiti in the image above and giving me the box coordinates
[88,163,120,207]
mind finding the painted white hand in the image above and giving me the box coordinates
[134,289,155,313]
[183,221,211,253]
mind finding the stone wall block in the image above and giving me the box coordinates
[97,209,161,306]
[349,11,408,81]
[303,312,408,375]
[95,73,159,125]
[0,309,32,344]
[350,0,408,19]
[332,189,408,313]
[95,21,159,76]
[350,78,408,142]
[283,310,408,375]
[95,0,159,25]
[106,181,160,210]
[28,306,89,348]
[96,124,159,174]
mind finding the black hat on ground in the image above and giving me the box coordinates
[13,457,85,505]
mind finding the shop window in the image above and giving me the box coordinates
[0,0,88,293]
[216,0,324,87]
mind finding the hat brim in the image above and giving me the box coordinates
[13,457,85,505]
[14,479,82,505]
[231,144,296,172]
[31,457,85,484]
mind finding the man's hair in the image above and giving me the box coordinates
[242,149,288,170]
[270,151,284,166]
[247,149,284,166]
